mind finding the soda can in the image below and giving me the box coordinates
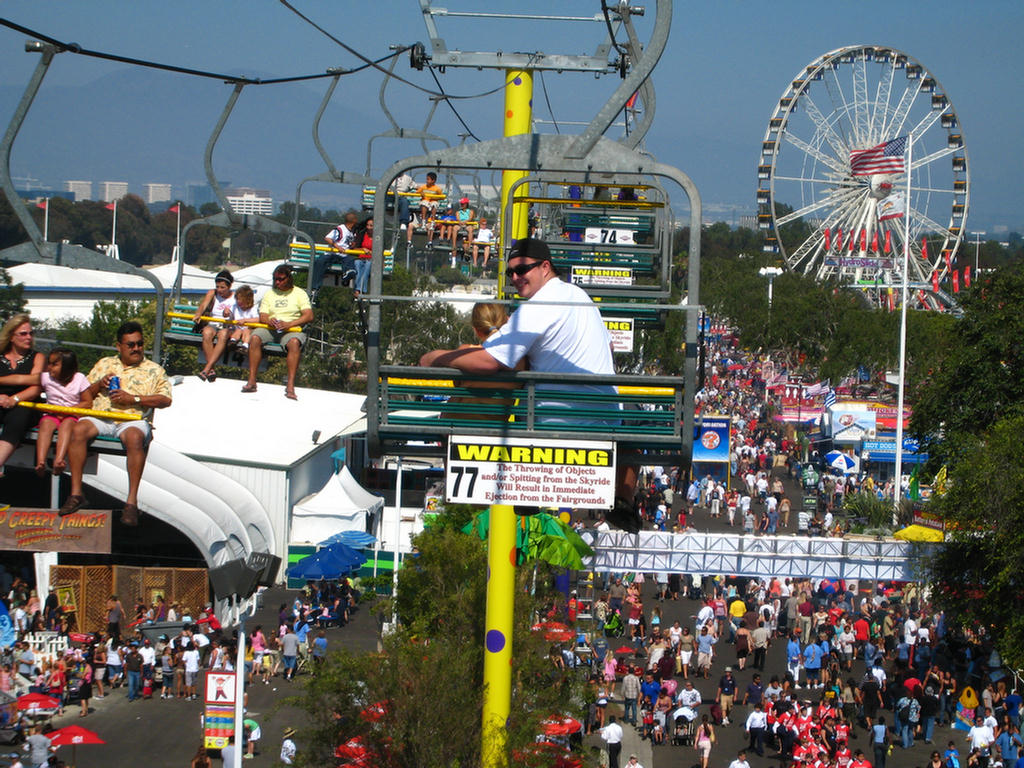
[108,376,121,391]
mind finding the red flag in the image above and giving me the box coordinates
[952,270,959,293]
[168,204,180,214]
[964,265,971,287]
[860,229,867,251]
[931,271,939,293]
[943,250,952,272]
[847,231,855,251]
[835,228,843,251]
[824,228,831,250]
[884,230,892,254]
[920,236,928,261]
[105,203,116,211]
[871,231,879,252]
[625,91,639,109]
[918,289,928,307]
[36,200,47,210]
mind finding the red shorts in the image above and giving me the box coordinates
[39,413,79,427]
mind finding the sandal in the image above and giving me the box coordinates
[206,371,217,382]
[121,503,140,526]
[241,384,257,393]
[197,371,209,382]
[285,389,298,401]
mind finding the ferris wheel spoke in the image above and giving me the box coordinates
[906,206,956,239]
[777,187,861,228]
[800,95,851,159]
[869,60,897,144]
[910,184,956,195]
[880,81,921,141]
[823,75,853,145]
[781,132,848,176]
[906,108,944,143]
[771,173,851,186]
[852,55,870,146]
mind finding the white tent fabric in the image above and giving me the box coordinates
[145,262,219,292]
[290,467,383,545]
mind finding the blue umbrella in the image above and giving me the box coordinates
[824,450,858,474]
[287,544,366,580]
[318,530,376,548]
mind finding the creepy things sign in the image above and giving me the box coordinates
[0,506,111,554]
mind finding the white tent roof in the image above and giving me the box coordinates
[290,465,383,545]
[153,377,367,469]
[145,262,220,292]
[9,262,153,291]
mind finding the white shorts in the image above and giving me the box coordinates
[80,417,152,442]
[681,650,693,665]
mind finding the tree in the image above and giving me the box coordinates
[910,266,1024,669]
[291,519,592,767]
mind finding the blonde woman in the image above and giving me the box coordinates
[0,313,45,473]
[444,303,525,421]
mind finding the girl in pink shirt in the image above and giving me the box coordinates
[35,348,91,476]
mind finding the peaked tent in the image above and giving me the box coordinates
[290,465,383,545]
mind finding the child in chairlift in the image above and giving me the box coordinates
[35,347,92,477]
[229,285,259,351]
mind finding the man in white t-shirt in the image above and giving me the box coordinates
[420,238,639,528]
[182,646,201,700]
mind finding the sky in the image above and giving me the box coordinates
[0,0,1020,233]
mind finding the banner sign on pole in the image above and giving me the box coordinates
[204,671,236,750]
[446,435,616,509]
[691,416,731,464]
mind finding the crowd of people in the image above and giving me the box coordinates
[561,572,1022,768]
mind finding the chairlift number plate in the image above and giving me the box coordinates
[446,435,616,510]
[584,227,635,245]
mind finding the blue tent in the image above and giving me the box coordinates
[286,542,366,580]
[318,530,376,549]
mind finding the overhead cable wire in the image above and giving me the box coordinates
[427,65,479,142]
[277,0,532,102]
[0,17,403,84]
[538,71,561,134]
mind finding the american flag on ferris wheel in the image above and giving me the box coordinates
[849,136,907,176]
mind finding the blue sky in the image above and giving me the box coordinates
[0,1,1020,232]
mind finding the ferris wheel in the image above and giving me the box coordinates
[757,45,969,308]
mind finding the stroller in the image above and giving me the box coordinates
[603,612,624,638]
[672,709,696,746]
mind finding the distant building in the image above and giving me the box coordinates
[144,183,172,204]
[225,188,273,216]
[65,180,93,201]
[185,181,225,209]
[100,181,129,202]
[739,215,757,229]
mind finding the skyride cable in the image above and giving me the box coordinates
[0,16,403,84]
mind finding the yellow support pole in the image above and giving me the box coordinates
[497,69,533,297]
[481,503,516,767]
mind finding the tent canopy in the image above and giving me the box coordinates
[291,465,383,545]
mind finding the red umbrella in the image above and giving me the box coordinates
[614,645,635,655]
[48,724,104,768]
[359,700,388,723]
[17,693,60,710]
[541,715,583,736]
[531,621,574,643]
[513,741,583,768]
[335,737,369,759]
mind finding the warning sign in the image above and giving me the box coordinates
[571,265,634,287]
[603,318,635,353]
[446,435,616,509]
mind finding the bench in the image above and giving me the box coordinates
[373,366,686,459]
[286,240,394,277]
[163,303,285,362]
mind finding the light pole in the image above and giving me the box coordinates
[758,266,783,334]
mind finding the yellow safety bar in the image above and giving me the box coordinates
[167,311,302,333]
[289,241,393,256]
[18,401,139,422]
[512,196,663,208]
[385,377,674,397]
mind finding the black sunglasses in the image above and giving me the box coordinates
[505,261,545,279]
[122,340,145,349]
[273,273,290,281]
